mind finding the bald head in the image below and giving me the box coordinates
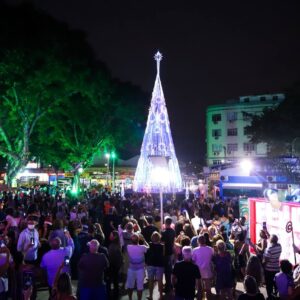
[88,239,100,253]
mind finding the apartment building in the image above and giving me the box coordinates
[206,93,285,166]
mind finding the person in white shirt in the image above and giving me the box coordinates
[191,212,206,233]
[192,234,214,299]
[191,213,201,233]
[126,233,149,300]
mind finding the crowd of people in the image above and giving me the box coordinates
[0,188,299,300]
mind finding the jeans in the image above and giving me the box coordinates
[264,270,277,297]
[79,285,107,300]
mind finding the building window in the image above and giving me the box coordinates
[212,144,223,152]
[244,97,250,102]
[213,160,222,165]
[227,143,238,153]
[212,129,221,138]
[227,111,238,122]
[212,114,221,124]
[243,127,249,135]
[260,96,266,102]
[242,111,252,121]
[273,95,278,101]
[227,128,238,136]
[243,143,256,152]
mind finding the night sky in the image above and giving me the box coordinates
[22,1,300,162]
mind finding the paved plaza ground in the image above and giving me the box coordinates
[37,281,268,299]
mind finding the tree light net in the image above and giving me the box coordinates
[134,52,182,193]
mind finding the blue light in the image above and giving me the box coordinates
[134,52,182,193]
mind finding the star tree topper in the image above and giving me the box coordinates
[154,51,163,75]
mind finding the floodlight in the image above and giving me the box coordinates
[240,159,253,172]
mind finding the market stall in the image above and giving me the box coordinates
[249,197,300,261]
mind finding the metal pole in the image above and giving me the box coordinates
[112,157,115,192]
[106,157,110,186]
[291,229,297,265]
[160,187,163,226]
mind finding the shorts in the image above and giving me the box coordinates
[147,266,164,280]
[125,268,145,290]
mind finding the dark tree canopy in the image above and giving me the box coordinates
[246,82,300,156]
[0,3,147,184]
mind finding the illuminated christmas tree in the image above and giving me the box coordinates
[134,52,182,193]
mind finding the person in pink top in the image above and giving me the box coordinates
[192,235,214,299]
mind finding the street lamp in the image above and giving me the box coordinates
[240,159,253,175]
[105,153,110,186]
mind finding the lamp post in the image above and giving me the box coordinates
[111,151,116,192]
[105,153,110,186]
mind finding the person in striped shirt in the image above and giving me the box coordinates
[263,234,282,299]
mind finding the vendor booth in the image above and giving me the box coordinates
[249,197,300,262]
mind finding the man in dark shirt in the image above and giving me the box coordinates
[161,217,176,293]
[141,216,158,243]
[172,246,201,300]
[78,218,89,255]
[78,239,109,300]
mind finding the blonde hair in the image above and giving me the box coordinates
[216,240,226,252]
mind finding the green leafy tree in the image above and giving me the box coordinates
[0,49,69,185]
[0,3,96,185]
[0,3,147,187]
[33,73,147,192]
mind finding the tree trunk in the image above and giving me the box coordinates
[6,174,12,189]
[71,171,81,195]
[6,160,19,188]
[6,154,29,189]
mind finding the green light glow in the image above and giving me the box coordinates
[71,185,78,195]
